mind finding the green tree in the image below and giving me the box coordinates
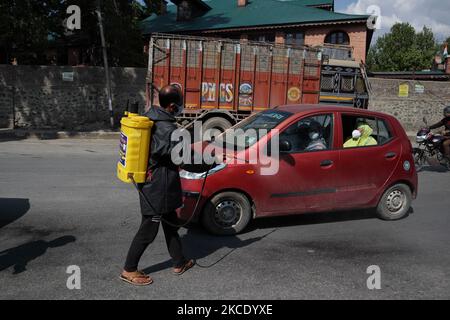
[367,23,438,72]
[55,0,155,67]
[0,0,162,66]
[0,0,64,64]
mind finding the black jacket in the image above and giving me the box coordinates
[430,117,450,132]
[139,106,182,216]
[139,106,210,216]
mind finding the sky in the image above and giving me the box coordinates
[335,0,450,42]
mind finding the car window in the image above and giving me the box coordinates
[279,114,334,153]
[342,114,393,148]
[213,109,293,150]
[376,118,393,144]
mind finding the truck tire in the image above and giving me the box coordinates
[202,117,232,133]
[376,183,412,221]
[202,191,252,235]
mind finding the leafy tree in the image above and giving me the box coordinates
[0,0,64,64]
[367,23,438,72]
[0,0,163,66]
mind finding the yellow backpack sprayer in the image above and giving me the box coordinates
[117,103,153,184]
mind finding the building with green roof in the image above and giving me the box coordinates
[141,0,373,62]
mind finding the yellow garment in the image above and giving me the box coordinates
[344,124,378,148]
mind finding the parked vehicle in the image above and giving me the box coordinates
[146,33,370,132]
[179,105,418,235]
[413,117,450,171]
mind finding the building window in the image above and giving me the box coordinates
[325,31,350,45]
[285,33,305,46]
[249,34,275,43]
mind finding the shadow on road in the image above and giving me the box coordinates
[141,210,379,273]
[142,227,269,274]
[247,209,377,231]
[418,165,449,173]
[0,198,30,229]
[0,236,76,275]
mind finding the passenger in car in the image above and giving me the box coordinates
[305,120,327,151]
[344,122,378,148]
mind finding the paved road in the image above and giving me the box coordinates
[0,139,449,300]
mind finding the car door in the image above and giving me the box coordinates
[335,113,401,208]
[259,112,340,215]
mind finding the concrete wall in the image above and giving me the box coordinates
[0,65,147,130]
[368,78,450,132]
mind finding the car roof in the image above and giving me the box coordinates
[275,104,393,119]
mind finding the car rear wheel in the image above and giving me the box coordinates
[376,183,412,221]
[202,192,252,235]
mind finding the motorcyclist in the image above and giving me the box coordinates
[428,106,450,161]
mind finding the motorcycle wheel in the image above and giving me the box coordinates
[412,148,426,171]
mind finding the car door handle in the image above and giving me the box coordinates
[385,152,397,159]
[320,160,334,167]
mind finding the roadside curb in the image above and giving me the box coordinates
[0,129,120,141]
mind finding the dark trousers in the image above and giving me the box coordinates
[124,211,186,272]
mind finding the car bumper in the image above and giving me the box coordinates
[177,179,206,221]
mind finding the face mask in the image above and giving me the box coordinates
[309,132,319,140]
[352,130,361,140]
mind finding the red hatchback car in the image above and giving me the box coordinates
[179,105,418,235]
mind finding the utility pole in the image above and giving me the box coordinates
[96,0,114,128]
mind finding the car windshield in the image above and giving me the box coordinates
[213,110,293,151]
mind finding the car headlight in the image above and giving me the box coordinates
[416,135,426,143]
[179,163,227,180]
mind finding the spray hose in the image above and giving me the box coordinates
[129,162,215,229]
[130,170,278,269]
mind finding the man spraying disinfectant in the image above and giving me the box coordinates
[119,85,208,286]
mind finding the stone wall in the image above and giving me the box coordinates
[368,78,450,132]
[1,65,449,132]
[0,65,147,130]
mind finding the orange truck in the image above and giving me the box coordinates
[145,33,369,131]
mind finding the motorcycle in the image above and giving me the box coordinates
[413,117,450,171]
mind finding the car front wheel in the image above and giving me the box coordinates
[202,191,252,235]
[376,183,412,221]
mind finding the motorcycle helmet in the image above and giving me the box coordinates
[444,106,450,118]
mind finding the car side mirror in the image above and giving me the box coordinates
[280,140,292,152]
